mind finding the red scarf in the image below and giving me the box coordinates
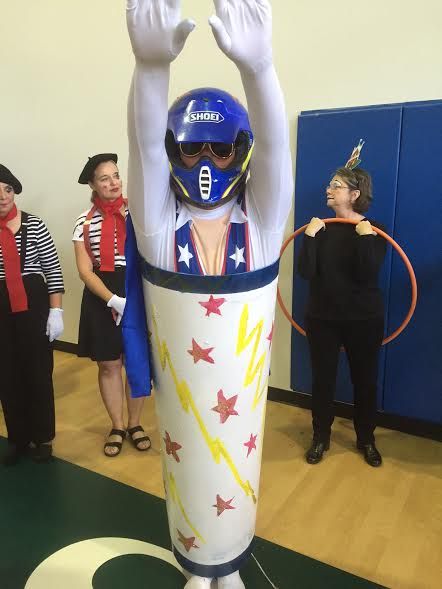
[0,204,28,312]
[92,194,126,272]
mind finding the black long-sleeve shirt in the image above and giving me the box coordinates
[297,219,387,320]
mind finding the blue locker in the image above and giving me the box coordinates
[383,101,442,423]
[291,105,402,405]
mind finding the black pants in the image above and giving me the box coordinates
[306,316,384,445]
[0,275,55,448]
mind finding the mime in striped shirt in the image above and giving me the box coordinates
[0,163,64,466]
[73,153,151,458]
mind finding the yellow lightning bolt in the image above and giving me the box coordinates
[167,472,205,543]
[152,312,257,504]
[236,304,268,409]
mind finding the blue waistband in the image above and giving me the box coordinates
[173,540,254,577]
[140,258,280,295]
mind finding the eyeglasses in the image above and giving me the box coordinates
[328,179,359,191]
[327,180,351,190]
[179,142,235,159]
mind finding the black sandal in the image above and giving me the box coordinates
[104,429,126,457]
[127,426,151,451]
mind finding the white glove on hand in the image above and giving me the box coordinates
[126,0,195,65]
[107,294,126,326]
[209,0,273,74]
[305,217,325,237]
[46,308,64,342]
[356,220,376,236]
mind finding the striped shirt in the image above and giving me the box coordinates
[0,213,64,294]
[72,205,128,268]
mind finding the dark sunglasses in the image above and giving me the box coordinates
[179,142,235,159]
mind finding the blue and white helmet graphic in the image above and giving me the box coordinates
[165,88,254,208]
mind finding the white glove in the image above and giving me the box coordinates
[126,0,195,65]
[356,220,376,236]
[305,217,325,237]
[107,294,126,326]
[209,0,273,74]
[46,308,64,342]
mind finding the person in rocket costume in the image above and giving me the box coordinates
[124,1,293,587]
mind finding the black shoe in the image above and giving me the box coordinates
[1,444,27,467]
[305,439,330,464]
[357,442,382,467]
[30,443,53,463]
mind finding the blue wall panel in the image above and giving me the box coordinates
[383,102,442,423]
[291,105,402,405]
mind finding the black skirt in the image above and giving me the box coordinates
[77,267,126,362]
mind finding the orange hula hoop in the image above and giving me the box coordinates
[276,218,418,345]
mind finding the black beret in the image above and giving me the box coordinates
[78,153,118,184]
[0,164,22,194]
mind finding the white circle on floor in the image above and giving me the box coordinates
[25,537,185,588]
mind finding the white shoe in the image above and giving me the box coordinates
[184,575,214,588]
[217,571,245,589]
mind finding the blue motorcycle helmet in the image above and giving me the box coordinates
[165,88,254,209]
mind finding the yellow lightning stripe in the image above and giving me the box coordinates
[167,472,205,543]
[152,311,257,504]
[236,304,268,409]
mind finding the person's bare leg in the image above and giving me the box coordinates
[98,358,125,456]
[125,378,150,450]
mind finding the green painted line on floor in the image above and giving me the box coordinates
[0,438,386,589]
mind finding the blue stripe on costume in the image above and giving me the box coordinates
[224,219,249,274]
[175,225,203,274]
[121,214,152,398]
[141,258,280,294]
[173,541,254,579]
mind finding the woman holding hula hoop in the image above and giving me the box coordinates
[297,142,387,467]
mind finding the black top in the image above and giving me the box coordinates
[297,219,387,320]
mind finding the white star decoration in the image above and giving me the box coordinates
[229,246,246,269]
[178,243,194,268]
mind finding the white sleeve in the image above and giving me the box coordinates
[127,62,174,236]
[241,64,293,232]
[72,213,87,242]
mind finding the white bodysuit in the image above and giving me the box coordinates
[126,1,294,585]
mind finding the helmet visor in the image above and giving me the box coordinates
[179,142,235,159]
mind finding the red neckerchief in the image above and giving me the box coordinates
[0,204,28,312]
[92,195,126,272]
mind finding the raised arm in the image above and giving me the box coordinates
[209,0,293,231]
[354,221,387,282]
[126,0,195,234]
[297,218,325,279]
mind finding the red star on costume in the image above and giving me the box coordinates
[187,338,215,364]
[213,494,236,517]
[177,529,199,552]
[199,295,226,317]
[164,431,182,463]
[244,433,257,458]
[212,389,239,424]
[267,322,274,345]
